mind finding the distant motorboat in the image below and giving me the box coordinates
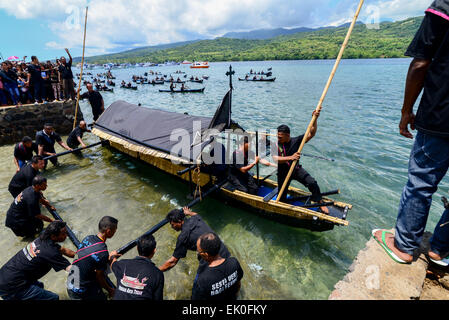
[190,62,209,69]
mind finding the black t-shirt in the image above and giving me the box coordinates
[80,91,103,118]
[6,70,18,82]
[58,61,73,79]
[8,163,39,192]
[276,135,305,175]
[5,186,42,228]
[191,257,244,300]
[428,0,449,17]
[112,256,164,300]
[67,126,87,147]
[405,11,449,137]
[14,142,38,162]
[173,215,230,260]
[0,238,70,294]
[231,150,255,179]
[70,235,109,292]
[35,130,62,154]
[27,64,43,84]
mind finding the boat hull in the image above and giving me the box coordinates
[92,127,351,231]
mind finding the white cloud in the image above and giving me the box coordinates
[0,0,431,56]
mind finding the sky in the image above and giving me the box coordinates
[0,0,431,61]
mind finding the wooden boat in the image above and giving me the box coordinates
[91,85,352,232]
[190,62,209,68]
[159,87,205,93]
[189,79,204,83]
[164,80,186,83]
[120,85,138,90]
[238,77,276,82]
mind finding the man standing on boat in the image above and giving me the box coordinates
[373,1,449,265]
[159,207,230,274]
[271,110,329,213]
[229,136,272,195]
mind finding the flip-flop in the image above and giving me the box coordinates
[428,256,449,267]
[371,229,408,264]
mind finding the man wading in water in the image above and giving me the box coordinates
[159,207,230,275]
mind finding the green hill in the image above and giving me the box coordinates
[85,16,423,64]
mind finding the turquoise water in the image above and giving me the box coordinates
[0,59,447,299]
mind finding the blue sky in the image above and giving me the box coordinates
[0,0,430,61]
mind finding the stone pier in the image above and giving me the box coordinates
[329,231,449,300]
[0,101,83,145]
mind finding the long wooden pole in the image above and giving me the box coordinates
[276,0,364,202]
[73,6,88,130]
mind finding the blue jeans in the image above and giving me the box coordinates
[395,131,449,255]
[33,81,45,103]
[4,82,20,105]
[0,281,59,300]
[0,88,7,105]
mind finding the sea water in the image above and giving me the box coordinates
[0,59,447,299]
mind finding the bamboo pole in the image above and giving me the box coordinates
[276,0,364,202]
[73,6,88,130]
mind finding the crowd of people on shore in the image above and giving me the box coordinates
[0,49,76,107]
[0,115,243,300]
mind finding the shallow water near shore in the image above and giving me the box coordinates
[0,59,447,300]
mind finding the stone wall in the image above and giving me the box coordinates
[0,101,83,145]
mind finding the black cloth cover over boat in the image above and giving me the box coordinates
[93,100,213,161]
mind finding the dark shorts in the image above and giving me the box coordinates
[67,286,107,301]
[278,166,321,202]
[8,219,43,238]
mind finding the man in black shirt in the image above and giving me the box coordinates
[373,2,449,265]
[271,110,329,213]
[67,120,90,150]
[13,136,39,172]
[59,48,75,101]
[80,83,104,121]
[8,155,45,198]
[67,216,118,300]
[36,123,72,168]
[26,56,45,104]
[229,136,274,195]
[5,176,54,238]
[159,207,230,274]
[192,232,243,300]
[110,234,164,300]
[0,221,75,300]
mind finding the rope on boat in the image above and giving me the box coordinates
[193,165,202,201]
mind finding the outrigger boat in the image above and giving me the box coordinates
[92,67,351,232]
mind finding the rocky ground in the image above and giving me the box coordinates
[420,265,449,300]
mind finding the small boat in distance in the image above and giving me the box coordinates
[182,60,192,64]
[190,61,209,69]
[159,87,205,93]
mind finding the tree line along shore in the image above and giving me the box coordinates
[79,16,423,65]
